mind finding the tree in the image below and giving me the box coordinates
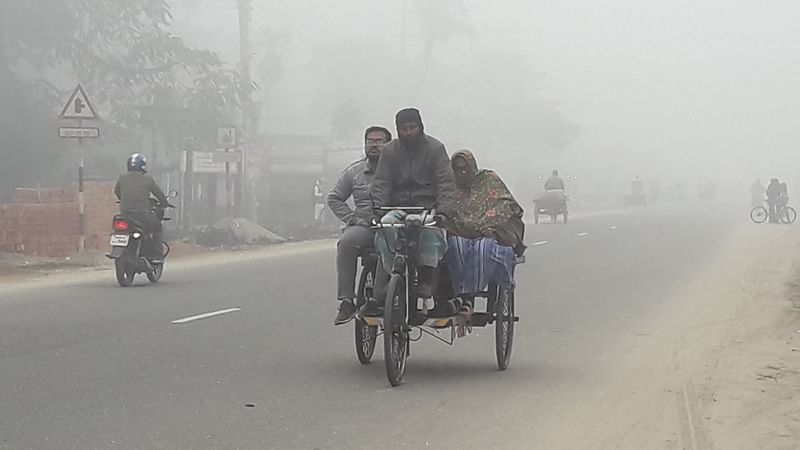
[0,0,246,197]
[411,0,478,99]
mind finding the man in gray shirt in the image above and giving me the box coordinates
[328,126,392,325]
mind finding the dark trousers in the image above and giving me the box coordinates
[336,225,374,300]
[768,200,779,223]
[127,213,163,258]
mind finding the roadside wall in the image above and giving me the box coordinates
[0,182,117,257]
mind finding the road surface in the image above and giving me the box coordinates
[0,202,748,449]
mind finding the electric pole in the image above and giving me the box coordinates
[237,0,252,218]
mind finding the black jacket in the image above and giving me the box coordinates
[370,135,457,217]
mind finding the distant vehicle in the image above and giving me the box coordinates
[533,190,568,224]
[624,193,647,210]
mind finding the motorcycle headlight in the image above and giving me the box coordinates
[132,232,142,239]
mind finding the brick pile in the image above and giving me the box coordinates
[14,187,77,204]
[0,182,118,257]
[84,183,118,251]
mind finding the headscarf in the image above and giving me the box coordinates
[449,150,524,247]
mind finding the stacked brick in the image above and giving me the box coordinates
[14,187,77,204]
[84,183,118,251]
[0,182,118,257]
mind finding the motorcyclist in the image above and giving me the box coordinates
[544,169,565,191]
[327,125,392,325]
[113,153,170,261]
[766,178,782,223]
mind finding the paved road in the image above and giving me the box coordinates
[0,202,743,449]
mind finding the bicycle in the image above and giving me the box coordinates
[360,207,522,386]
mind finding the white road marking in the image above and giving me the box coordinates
[171,308,242,324]
[532,241,548,246]
[577,232,589,237]
[609,226,618,230]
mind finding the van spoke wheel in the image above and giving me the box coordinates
[115,259,135,287]
[355,267,378,364]
[383,274,408,386]
[495,286,515,370]
[355,319,378,364]
[750,206,768,223]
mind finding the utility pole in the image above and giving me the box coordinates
[237,0,252,219]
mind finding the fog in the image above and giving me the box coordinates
[168,0,800,193]
[3,0,800,205]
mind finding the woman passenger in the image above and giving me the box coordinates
[445,150,525,316]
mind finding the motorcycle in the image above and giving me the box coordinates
[107,192,177,287]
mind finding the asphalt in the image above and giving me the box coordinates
[0,201,744,450]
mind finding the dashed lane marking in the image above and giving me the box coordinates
[171,308,242,324]
[532,241,548,246]
[577,232,589,237]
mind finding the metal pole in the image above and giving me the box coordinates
[78,151,86,253]
[225,148,232,217]
[77,116,86,253]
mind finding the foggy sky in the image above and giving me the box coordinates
[172,0,800,190]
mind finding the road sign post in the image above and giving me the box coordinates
[218,127,238,217]
[59,85,99,253]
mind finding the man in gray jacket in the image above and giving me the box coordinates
[328,126,392,325]
[368,108,457,313]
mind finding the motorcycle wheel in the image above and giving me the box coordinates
[146,262,164,283]
[115,259,135,287]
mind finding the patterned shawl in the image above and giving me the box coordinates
[449,150,524,247]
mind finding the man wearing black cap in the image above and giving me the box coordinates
[367,108,457,313]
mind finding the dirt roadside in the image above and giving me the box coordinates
[0,240,333,285]
[0,241,207,282]
[518,222,800,450]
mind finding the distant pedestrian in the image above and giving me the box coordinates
[313,178,326,226]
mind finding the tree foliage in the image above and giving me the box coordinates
[0,0,245,197]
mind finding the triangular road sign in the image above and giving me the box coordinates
[59,84,98,120]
